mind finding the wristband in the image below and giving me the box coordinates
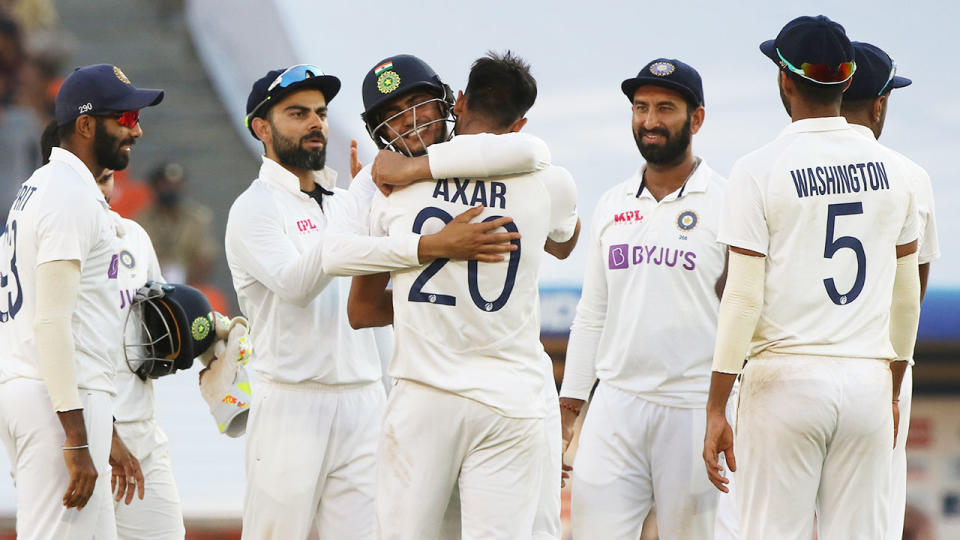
[62,444,89,450]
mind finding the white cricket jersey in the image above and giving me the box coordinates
[322,132,551,276]
[718,117,920,361]
[114,214,164,424]
[559,160,727,408]
[849,125,940,265]
[225,157,382,385]
[0,147,120,395]
[370,166,579,418]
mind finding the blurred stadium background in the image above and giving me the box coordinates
[0,0,956,538]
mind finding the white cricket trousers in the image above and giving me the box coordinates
[0,378,116,540]
[570,382,716,540]
[886,364,913,540]
[439,355,561,540]
[377,380,543,540]
[113,420,184,540]
[242,377,385,540]
[735,354,893,540]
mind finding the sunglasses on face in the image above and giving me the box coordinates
[777,48,856,85]
[95,110,140,128]
[245,64,327,128]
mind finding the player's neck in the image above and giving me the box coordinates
[789,100,842,123]
[841,112,881,139]
[643,151,696,202]
[59,140,107,180]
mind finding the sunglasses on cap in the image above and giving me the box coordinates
[245,64,326,128]
[876,58,898,96]
[777,48,856,85]
[93,110,140,128]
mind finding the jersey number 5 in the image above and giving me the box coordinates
[408,207,521,312]
[823,202,866,306]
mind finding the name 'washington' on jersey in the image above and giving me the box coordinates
[718,117,919,361]
[370,166,578,418]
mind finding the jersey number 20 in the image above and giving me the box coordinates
[823,202,866,305]
[408,207,521,312]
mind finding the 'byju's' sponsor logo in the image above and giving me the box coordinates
[608,244,629,269]
[608,244,697,271]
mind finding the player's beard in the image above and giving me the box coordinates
[634,115,692,166]
[93,119,134,171]
[271,126,327,171]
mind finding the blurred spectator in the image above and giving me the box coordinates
[902,504,934,540]
[0,14,39,223]
[135,162,227,312]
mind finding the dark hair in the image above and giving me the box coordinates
[839,96,876,115]
[786,72,845,106]
[40,120,59,164]
[464,50,537,129]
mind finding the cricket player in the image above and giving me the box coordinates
[0,64,162,540]
[226,63,534,539]
[558,58,727,540]
[702,16,922,540]
[840,41,940,540]
[348,51,578,540]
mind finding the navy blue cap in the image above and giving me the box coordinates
[54,64,164,126]
[245,65,340,139]
[844,42,911,100]
[361,54,448,119]
[621,58,704,106]
[760,15,854,83]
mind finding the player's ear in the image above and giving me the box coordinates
[506,117,527,133]
[689,105,705,135]
[453,91,466,117]
[251,116,272,146]
[74,115,96,140]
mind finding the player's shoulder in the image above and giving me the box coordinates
[535,164,575,186]
[226,178,283,233]
[117,213,150,242]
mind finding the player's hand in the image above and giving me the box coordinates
[109,429,145,504]
[561,461,573,488]
[62,446,98,509]
[559,398,583,456]
[371,149,430,196]
[892,400,900,448]
[419,206,521,263]
[350,139,363,179]
[703,410,735,493]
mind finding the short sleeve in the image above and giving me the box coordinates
[35,189,100,267]
[896,184,920,247]
[717,160,769,255]
[543,166,579,243]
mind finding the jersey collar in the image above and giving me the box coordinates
[629,156,709,201]
[48,147,108,205]
[258,156,338,198]
[778,116,850,137]
[847,123,878,141]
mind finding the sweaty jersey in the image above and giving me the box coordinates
[0,147,120,395]
[719,117,919,361]
[370,166,579,418]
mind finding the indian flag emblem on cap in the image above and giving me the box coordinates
[650,61,675,77]
[377,70,401,94]
[374,61,394,76]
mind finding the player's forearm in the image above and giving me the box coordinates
[559,326,602,400]
[706,372,738,415]
[890,360,908,401]
[889,252,920,363]
[427,132,551,179]
[711,250,765,374]
[321,232,421,276]
[57,409,89,446]
[347,275,393,329]
[33,260,83,412]
[544,219,581,260]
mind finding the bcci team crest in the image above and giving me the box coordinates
[377,70,401,94]
[650,62,676,77]
[191,315,212,342]
[113,66,131,84]
[119,249,135,269]
[676,210,698,231]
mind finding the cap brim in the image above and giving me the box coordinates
[287,75,342,104]
[621,78,701,106]
[760,39,779,63]
[891,75,912,90]
[111,88,164,111]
